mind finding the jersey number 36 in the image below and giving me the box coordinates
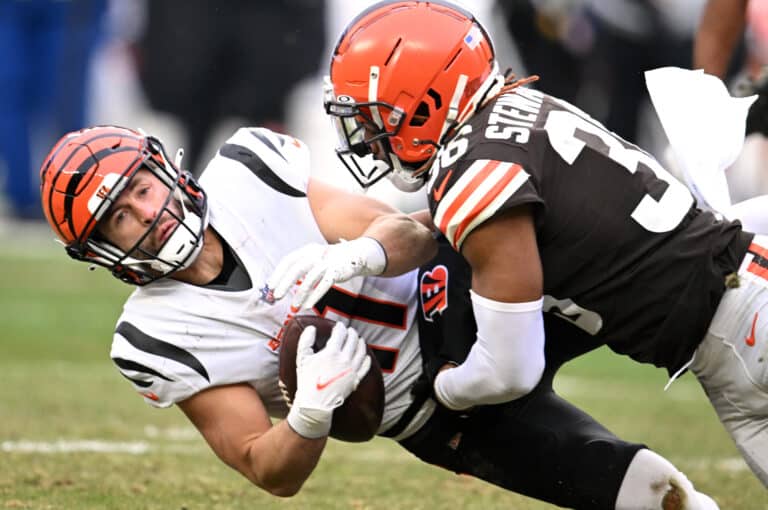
[545,108,694,233]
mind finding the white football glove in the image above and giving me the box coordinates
[268,237,387,310]
[286,322,372,439]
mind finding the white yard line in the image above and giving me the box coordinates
[1,437,751,475]
[2,440,151,454]
[1,439,212,455]
[687,456,752,473]
[1,426,206,455]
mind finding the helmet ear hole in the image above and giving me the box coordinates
[409,88,445,127]
[410,101,431,127]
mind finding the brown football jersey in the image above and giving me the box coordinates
[426,88,752,373]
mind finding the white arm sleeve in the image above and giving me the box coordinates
[433,291,545,411]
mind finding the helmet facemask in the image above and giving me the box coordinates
[324,74,435,192]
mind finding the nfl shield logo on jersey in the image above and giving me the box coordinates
[420,265,448,322]
[259,284,275,304]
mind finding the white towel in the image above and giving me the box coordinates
[645,66,757,216]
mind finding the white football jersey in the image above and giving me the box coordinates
[110,127,422,433]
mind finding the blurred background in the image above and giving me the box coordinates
[1,0,767,229]
[2,1,768,508]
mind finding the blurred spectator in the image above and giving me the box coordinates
[746,0,768,77]
[697,0,767,137]
[695,0,768,203]
[135,1,326,176]
[497,0,591,106]
[578,0,704,145]
[0,0,107,220]
[693,0,749,80]
[741,0,768,138]
[498,0,706,149]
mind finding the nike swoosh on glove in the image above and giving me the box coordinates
[286,322,371,438]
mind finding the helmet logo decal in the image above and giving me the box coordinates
[420,264,448,322]
[87,173,121,214]
[96,185,111,200]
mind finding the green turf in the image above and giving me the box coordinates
[1,242,765,509]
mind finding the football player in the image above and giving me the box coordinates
[40,125,716,509]
[39,125,435,496]
[287,0,768,499]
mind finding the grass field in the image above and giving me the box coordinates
[1,228,766,509]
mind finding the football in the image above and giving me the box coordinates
[278,315,385,442]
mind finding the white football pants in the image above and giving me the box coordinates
[691,234,768,486]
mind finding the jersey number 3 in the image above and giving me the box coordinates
[544,109,693,233]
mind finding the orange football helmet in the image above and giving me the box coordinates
[325,0,502,190]
[39,126,208,285]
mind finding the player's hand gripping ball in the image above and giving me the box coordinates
[279,316,385,442]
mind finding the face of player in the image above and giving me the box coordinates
[362,123,387,161]
[98,168,182,257]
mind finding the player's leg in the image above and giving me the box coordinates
[410,240,718,507]
[616,449,719,510]
[398,382,717,509]
[690,236,768,486]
